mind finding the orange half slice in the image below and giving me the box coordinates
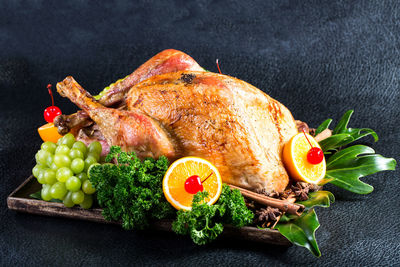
[283,133,326,184]
[38,123,63,143]
[163,157,222,210]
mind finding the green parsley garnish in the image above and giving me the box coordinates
[172,184,254,245]
[88,146,175,230]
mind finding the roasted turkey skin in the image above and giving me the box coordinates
[126,71,298,193]
[98,49,204,107]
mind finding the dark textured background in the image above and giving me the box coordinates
[1,1,399,266]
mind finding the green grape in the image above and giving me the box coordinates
[32,164,45,178]
[37,171,47,184]
[87,152,100,162]
[77,172,88,182]
[88,141,102,155]
[36,150,51,166]
[65,176,81,192]
[35,152,40,164]
[80,194,93,209]
[82,180,96,194]
[61,133,75,148]
[55,144,70,155]
[50,162,58,170]
[46,154,54,168]
[56,167,73,182]
[41,141,57,154]
[43,169,57,185]
[69,149,84,160]
[71,158,85,174]
[71,190,85,204]
[84,156,97,172]
[63,192,75,208]
[54,154,71,168]
[41,184,52,201]
[50,182,67,200]
[72,141,87,156]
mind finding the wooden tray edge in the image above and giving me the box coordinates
[7,176,291,246]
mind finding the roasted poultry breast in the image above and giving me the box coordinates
[56,49,299,193]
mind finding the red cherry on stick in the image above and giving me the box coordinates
[307,147,324,164]
[302,130,324,165]
[184,172,214,194]
[184,175,204,194]
[44,84,62,123]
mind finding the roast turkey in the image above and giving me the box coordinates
[56,50,299,193]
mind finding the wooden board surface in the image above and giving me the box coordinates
[7,176,291,246]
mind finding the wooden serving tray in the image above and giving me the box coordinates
[7,176,291,246]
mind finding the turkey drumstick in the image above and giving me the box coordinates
[56,76,176,160]
[54,49,204,134]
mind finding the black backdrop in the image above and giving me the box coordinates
[1,1,399,266]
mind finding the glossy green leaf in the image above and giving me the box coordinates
[333,110,353,134]
[315,118,332,136]
[326,145,396,194]
[321,110,378,152]
[320,128,378,152]
[30,191,42,200]
[319,133,352,152]
[297,191,335,210]
[276,209,321,257]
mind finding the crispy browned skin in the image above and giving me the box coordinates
[55,49,204,134]
[126,71,298,193]
[98,49,204,106]
[57,77,176,159]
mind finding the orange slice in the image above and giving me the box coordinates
[163,157,222,210]
[283,133,326,184]
[38,123,63,143]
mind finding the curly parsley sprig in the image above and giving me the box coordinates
[172,184,254,245]
[89,146,175,230]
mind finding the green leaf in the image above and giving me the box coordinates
[319,133,353,152]
[276,209,321,257]
[343,127,378,144]
[321,110,378,152]
[30,190,42,200]
[326,145,396,194]
[297,191,335,210]
[315,118,332,136]
[333,110,353,134]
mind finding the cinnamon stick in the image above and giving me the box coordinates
[314,128,332,142]
[228,184,304,216]
[271,193,296,229]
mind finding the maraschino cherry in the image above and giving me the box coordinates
[184,172,213,194]
[184,175,204,194]
[43,84,62,123]
[302,130,324,165]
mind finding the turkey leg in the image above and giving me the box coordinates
[56,76,176,160]
[55,49,204,134]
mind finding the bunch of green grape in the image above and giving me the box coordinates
[32,133,101,209]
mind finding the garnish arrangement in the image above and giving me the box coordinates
[19,49,395,257]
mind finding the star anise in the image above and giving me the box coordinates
[256,189,283,199]
[255,206,282,224]
[291,182,310,201]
